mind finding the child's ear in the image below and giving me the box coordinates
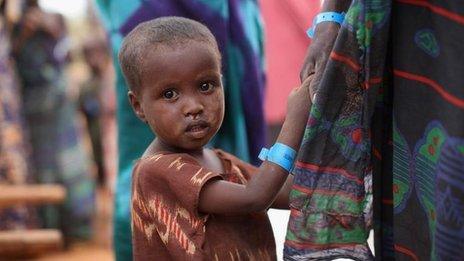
[128,90,146,123]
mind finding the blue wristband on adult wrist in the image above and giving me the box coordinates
[258,142,297,172]
[307,11,345,38]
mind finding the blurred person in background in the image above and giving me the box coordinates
[0,0,37,231]
[11,0,95,243]
[79,37,111,187]
[95,0,266,259]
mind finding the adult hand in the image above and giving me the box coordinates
[300,22,340,101]
[300,0,351,100]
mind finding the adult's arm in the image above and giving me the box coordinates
[300,0,351,99]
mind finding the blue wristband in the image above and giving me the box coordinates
[307,11,345,38]
[258,143,297,172]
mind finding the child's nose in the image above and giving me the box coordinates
[183,98,204,118]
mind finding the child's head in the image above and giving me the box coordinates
[119,17,224,152]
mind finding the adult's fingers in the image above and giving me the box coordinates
[308,64,325,102]
[299,48,316,83]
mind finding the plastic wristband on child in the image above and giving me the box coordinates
[258,143,297,173]
[306,11,345,38]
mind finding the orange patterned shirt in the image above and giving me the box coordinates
[131,149,276,260]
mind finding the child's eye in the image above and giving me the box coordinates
[199,82,215,93]
[163,89,178,100]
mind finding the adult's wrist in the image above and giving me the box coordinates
[307,11,345,38]
[321,0,351,13]
[312,20,341,39]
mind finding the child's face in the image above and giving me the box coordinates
[129,41,224,151]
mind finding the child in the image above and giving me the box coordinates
[119,17,312,260]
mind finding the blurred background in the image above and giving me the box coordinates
[0,0,322,260]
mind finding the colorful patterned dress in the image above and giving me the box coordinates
[285,0,464,260]
[388,1,464,260]
[95,1,266,260]
[0,12,36,231]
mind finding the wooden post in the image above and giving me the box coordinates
[0,229,63,257]
[0,185,66,208]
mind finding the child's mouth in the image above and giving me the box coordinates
[185,121,210,138]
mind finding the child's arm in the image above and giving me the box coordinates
[198,76,313,215]
[270,175,294,209]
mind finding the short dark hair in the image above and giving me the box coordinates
[118,16,220,92]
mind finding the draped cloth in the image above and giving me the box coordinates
[284,1,390,259]
[95,1,266,259]
[0,14,36,230]
[285,0,464,260]
[388,1,464,260]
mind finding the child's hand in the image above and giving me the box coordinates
[275,74,314,150]
[286,74,313,123]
